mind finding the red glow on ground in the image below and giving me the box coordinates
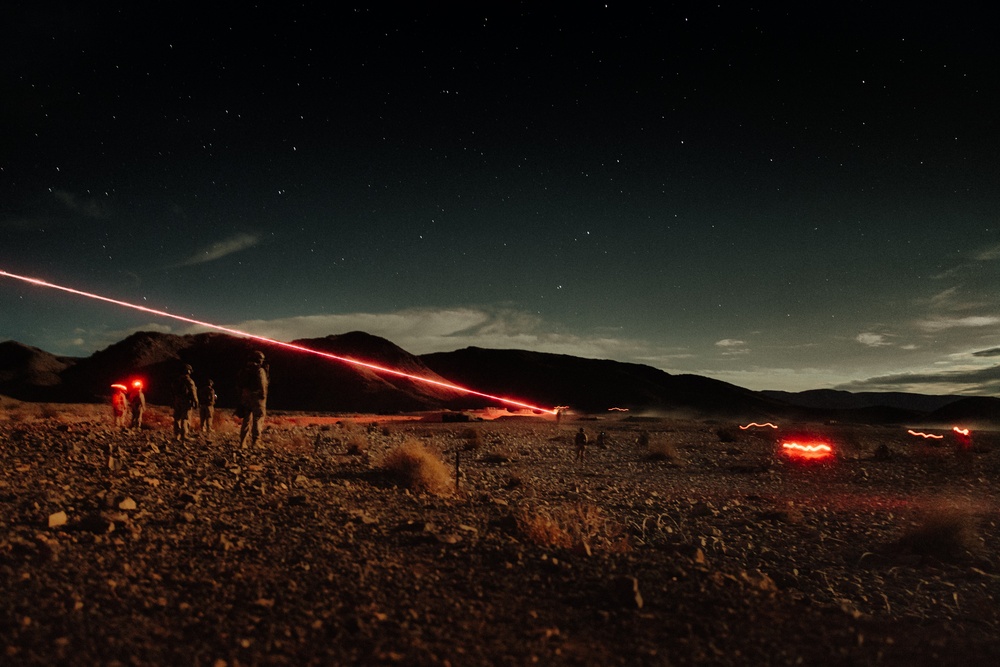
[1,269,555,414]
[907,430,944,439]
[740,422,778,430]
[781,441,833,460]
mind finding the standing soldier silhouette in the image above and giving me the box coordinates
[110,383,129,428]
[574,427,589,462]
[199,379,217,433]
[237,351,269,449]
[172,364,199,442]
[127,380,145,430]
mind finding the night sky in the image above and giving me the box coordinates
[3,3,1000,395]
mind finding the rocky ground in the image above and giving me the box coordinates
[2,397,999,666]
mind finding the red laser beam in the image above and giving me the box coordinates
[907,430,944,439]
[1,269,555,414]
[740,422,778,430]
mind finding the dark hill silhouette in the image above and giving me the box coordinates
[55,331,463,413]
[761,389,960,413]
[1,333,998,424]
[419,346,788,418]
[0,341,78,401]
[926,396,1000,426]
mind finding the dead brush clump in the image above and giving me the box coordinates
[893,501,982,561]
[380,439,452,495]
[344,433,368,456]
[645,435,683,464]
[516,503,630,554]
[337,422,369,455]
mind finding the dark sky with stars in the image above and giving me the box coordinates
[3,2,1000,394]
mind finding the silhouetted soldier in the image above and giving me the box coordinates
[199,379,217,433]
[574,427,588,462]
[111,383,129,428]
[237,351,269,448]
[172,364,199,442]
[128,380,145,430]
[596,430,608,449]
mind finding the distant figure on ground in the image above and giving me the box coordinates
[172,364,199,442]
[574,427,588,462]
[237,351,269,448]
[128,380,145,430]
[198,379,217,433]
[111,383,129,428]
[596,431,608,449]
[637,430,650,449]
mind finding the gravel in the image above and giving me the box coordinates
[2,404,999,665]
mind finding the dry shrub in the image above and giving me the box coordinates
[646,436,681,463]
[345,433,368,456]
[381,439,452,495]
[517,503,629,553]
[39,404,62,420]
[895,502,981,560]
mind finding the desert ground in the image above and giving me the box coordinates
[2,397,999,666]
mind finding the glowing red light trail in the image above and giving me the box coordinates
[952,426,970,436]
[907,430,944,439]
[781,441,833,460]
[740,422,778,430]
[1,269,555,414]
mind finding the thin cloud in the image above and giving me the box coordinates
[856,332,891,347]
[52,189,106,218]
[178,233,260,266]
[916,315,1000,332]
[139,306,674,365]
[715,339,746,348]
[974,243,1000,261]
[839,364,1000,395]
[972,347,1000,358]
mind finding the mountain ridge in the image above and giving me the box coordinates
[1,333,997,424]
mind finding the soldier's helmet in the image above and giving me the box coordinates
[252,351,265,363]
[207,379,214,386]
[184,364,193,374]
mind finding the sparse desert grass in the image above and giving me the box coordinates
[517,502,630,553]
[894,501,982,560]
[646,435,682,463]
[345,432,368,456]
[381,439,453,495]
[335,421,370,455]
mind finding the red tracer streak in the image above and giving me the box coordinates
[781,441,833,460]
[740,422,778,430]
[907,430,944,439]
[1,269,555,414]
